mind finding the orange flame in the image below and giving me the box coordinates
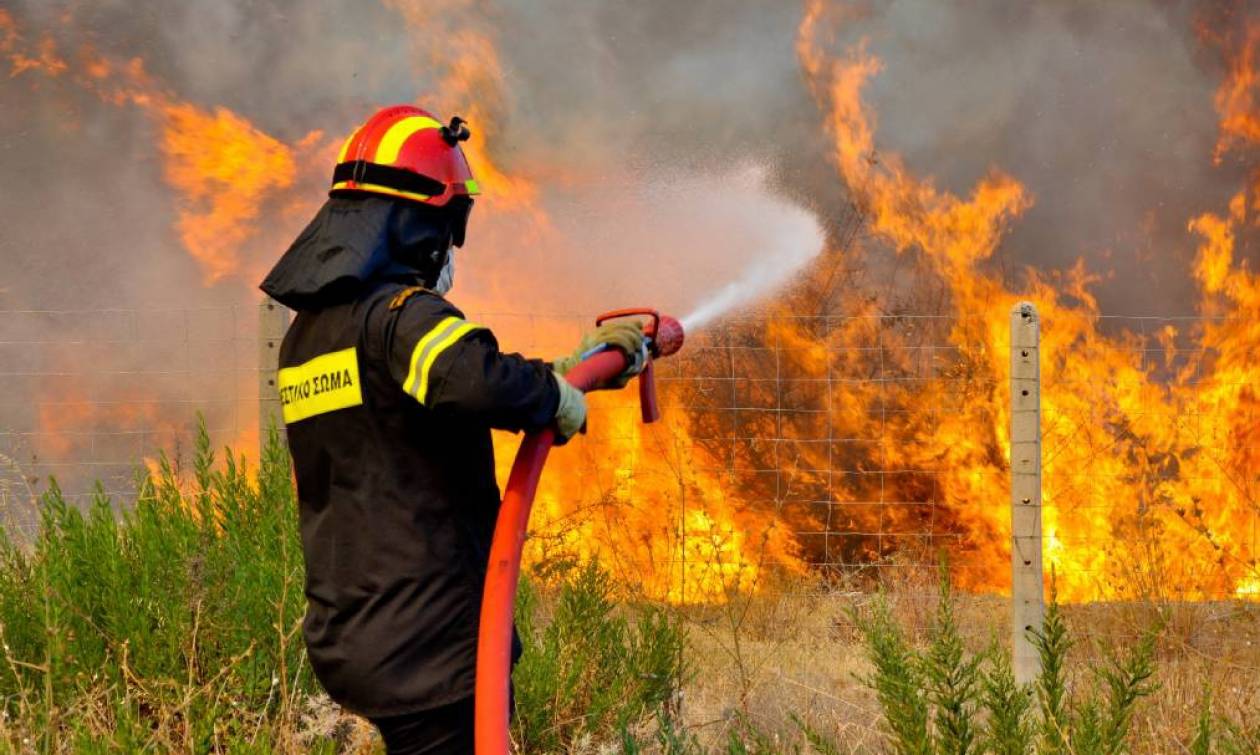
[794,0,1260,601]
[1210,18,1260,162]
[0,9,67,78]
[498,391,806,603]
[3,20,325,284]
[7,2,1259,605]
[160,104,301,284]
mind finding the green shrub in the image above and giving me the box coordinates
[513,562,686,752]
[849,569,1162,755]
[852,595,931,754]
[979,645,1034,755]
[0,422,322,751]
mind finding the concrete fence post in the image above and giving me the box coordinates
[258,296,290,449]
[1010,301,1044,684]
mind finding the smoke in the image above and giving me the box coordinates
[2,0,1247,312]
[0,0,1253,500]
[827,0,1250,315]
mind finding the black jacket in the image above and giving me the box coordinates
[263,198,559,716]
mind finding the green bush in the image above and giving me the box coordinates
[0,422,318,751]
[513,562,686,752]
[0,422,690,752]
[851,570,1162,755]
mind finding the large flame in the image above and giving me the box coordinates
[793,0,1259,601]
[3,21,327,285]
[5,2,1258,604]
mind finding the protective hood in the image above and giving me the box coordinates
[260,196,449,310]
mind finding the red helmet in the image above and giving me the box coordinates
[330,105,481,208]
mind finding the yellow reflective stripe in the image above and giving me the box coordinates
[336,127,361,164]
[415,321,481,404]
[402,316,482,405]
[277,347,363,424]
[375,115,443,164]
[403,316,460,394]
[331,180,432,204]
[464,178,480,195]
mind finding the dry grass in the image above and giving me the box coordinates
[666,573,1260,753]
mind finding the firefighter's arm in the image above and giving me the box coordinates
[387,302,562,432]
[425,331,563,432]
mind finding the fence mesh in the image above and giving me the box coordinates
[0,305,258,539]
[0,303,1256,604]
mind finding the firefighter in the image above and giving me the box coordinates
[259,105,645,754]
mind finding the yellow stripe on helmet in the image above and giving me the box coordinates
[403,316,483,405]
[374,115,443,165]
[336,127,362,164]
[331,180,433,204]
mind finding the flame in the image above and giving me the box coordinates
[1209,16,1260,163]
[383,0,544,220]
[6,2,1259,605]
[35,386,161,460]
[2,19,325,284]
[498,392,806,603]
[0,9,67,78]
[160,104,303,284]
[792,0,1260,601]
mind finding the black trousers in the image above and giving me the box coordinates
[371,697,475,755]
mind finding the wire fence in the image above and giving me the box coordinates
[1,301,1256,605]
[0,305,259,538]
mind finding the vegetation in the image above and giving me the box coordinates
[622,569,1260,754]
[0,425,319,751]
[0,428,1256,752]
[0,426,689,752]
[513,564,684,752]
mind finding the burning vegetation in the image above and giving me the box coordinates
[0,1,1257,605]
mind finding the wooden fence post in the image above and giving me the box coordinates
[1010,301,1044,684]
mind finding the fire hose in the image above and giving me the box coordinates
[475,308,686,755]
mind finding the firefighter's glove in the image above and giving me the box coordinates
[553,321,647,390]
[552,371,588,444]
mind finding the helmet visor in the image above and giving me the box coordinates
[448,196,473,248]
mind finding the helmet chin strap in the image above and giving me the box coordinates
[433,246,455,295]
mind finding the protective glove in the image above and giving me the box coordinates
[552,321,647,390]
[552,371,588,444]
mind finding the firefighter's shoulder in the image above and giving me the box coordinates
[378,286,495,403]
[382,285,468,323]
[387,285,451,313]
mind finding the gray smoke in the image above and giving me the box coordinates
[0,0,1253,506]
[827,0,1250,314]
[3,0,1248,312]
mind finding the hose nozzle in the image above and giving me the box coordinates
[593,308,685,424]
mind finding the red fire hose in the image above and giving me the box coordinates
[475,309,685,755]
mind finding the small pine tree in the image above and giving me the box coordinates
[853,595,931,755]
[1094,628,1158,754]
[979,645,1034,755]
[922,566,983,755]
[1031,590,1072,755]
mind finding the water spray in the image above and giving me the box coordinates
[678,274,771,334]
[475,308,685,755]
